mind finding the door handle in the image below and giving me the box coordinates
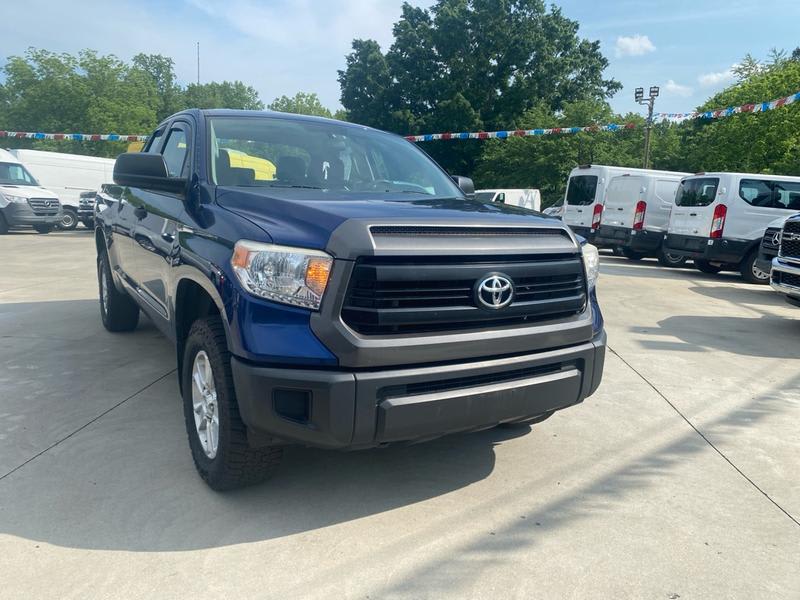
[617,207,623,210]
[134,206,148,220]
[689,212,697,216]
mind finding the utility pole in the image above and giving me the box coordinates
[635,86,659,169]
[196,42,200,85]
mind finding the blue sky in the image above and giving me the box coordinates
[1,0,798,129]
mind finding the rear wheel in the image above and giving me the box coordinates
[182,316,283,490]
[657,248,687,267]
[621,247,645,261]
[695,259,723,274]
[33,225,53,234]
[740,249,770,285]
[97,251,139,331]
[59,208,78,230]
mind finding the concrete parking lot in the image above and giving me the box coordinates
[1,230,798,599]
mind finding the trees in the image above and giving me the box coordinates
[268,92,332,117]
[339,0,620,173]
[182,81,263,111]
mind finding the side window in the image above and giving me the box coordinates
[772,181,800,210]
[739,179,774,207]
[496,193,506,203]
[161,127,189,177]
[144,129,164,153]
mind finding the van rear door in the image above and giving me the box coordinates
[669,177,719,237]
[563,173,599,228]
[602,175,641,229]
[648,178,681,232]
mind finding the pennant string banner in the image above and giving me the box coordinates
[1,89,797,143]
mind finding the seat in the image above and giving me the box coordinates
[276,156,307,184]
[215,149,256,186]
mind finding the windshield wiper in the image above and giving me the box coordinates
[267,183,323,190]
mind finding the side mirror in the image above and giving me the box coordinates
[452,175,475,199]
[114,153,187,194]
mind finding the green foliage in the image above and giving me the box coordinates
[338,0,620,174]
[0,48,265,157]
[678,58,800,174]
[268,92,332,118]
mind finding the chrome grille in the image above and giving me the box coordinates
[779,220,800,260]
[27,198,60,216]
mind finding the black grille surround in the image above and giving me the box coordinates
[341,253,588,335]
[779,219,800,261]
[773,270,800,289]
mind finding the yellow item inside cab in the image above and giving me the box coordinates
[224,148,276,181]
[128,141,145,153]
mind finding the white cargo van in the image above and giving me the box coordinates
[664,172,800,283]
[475,189,541,211]
[9,149,115,230]
[562,164,685,243]
[594,171,689,265]
[0,148,62,234]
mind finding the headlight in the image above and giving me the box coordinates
[231,240,333,310]
[1,193,28,204]
[582,243,600,289]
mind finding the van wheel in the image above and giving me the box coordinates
[97,251,139,331]
[33,225,53,234]
[740,250,770,285]
[657,248,687,267]
[694,259,723,274]
[182,316,283,491]
[621,248,645,261]
[59,208,78,230]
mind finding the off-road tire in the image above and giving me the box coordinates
[97,251,139,331]
[182,316,283,491]
[694,259,723,274]
[740,249,770,285]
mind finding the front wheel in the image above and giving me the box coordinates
[33,225,53,234]
[59,209,78,230]
[182,317,283,491]
[740,250,770,285]
[657,248,687,267]
[694,259,723,274]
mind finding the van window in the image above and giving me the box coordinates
[474,191,496,202]
[773,181,800,210]
[566,175,598,205]
[0,162,39,186]
[495,192,506,204]
[675,177,719,207]
[739,179,774,207]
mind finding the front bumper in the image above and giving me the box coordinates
[2,203,62,227]
[664,233,749,264]
[756,247,778,277]
[595,225,661,252]
[770,257,800,306]
[232,330,606,449]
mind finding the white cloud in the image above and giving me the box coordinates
[663,79,693,97]
[697,67,736,87]
[614,34,656,58]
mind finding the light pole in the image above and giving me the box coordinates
[635,86,659,169]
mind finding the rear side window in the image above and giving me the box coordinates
[773,181,800,210]
[566,175,598,205]
[740,179,800,210]
[675,177,719,207]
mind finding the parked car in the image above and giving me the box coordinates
[664,172,800,283]
[96,109,606,490]
[770,213,800,307]
[755,216,787,276]
[562,165,688,243]
[0,148,62,234]
[594,171,690,266]
[10,149,115,230]
[475,188,541,211]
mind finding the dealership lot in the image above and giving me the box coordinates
[1,231,798,599]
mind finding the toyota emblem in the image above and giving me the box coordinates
[475,274,514,309]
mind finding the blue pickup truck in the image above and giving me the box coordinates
[96,109,606,490]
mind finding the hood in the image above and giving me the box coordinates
[0,184,59,200]
[216,187,556,250]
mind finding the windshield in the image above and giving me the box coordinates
[675,177,719,207]
[208,116,463,198]
[565,175,598,205]
[0,162,39,186]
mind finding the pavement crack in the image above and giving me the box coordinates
[608,345,799,528]
[0,369,176,483]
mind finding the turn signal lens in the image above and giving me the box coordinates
[305,257,333,297]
